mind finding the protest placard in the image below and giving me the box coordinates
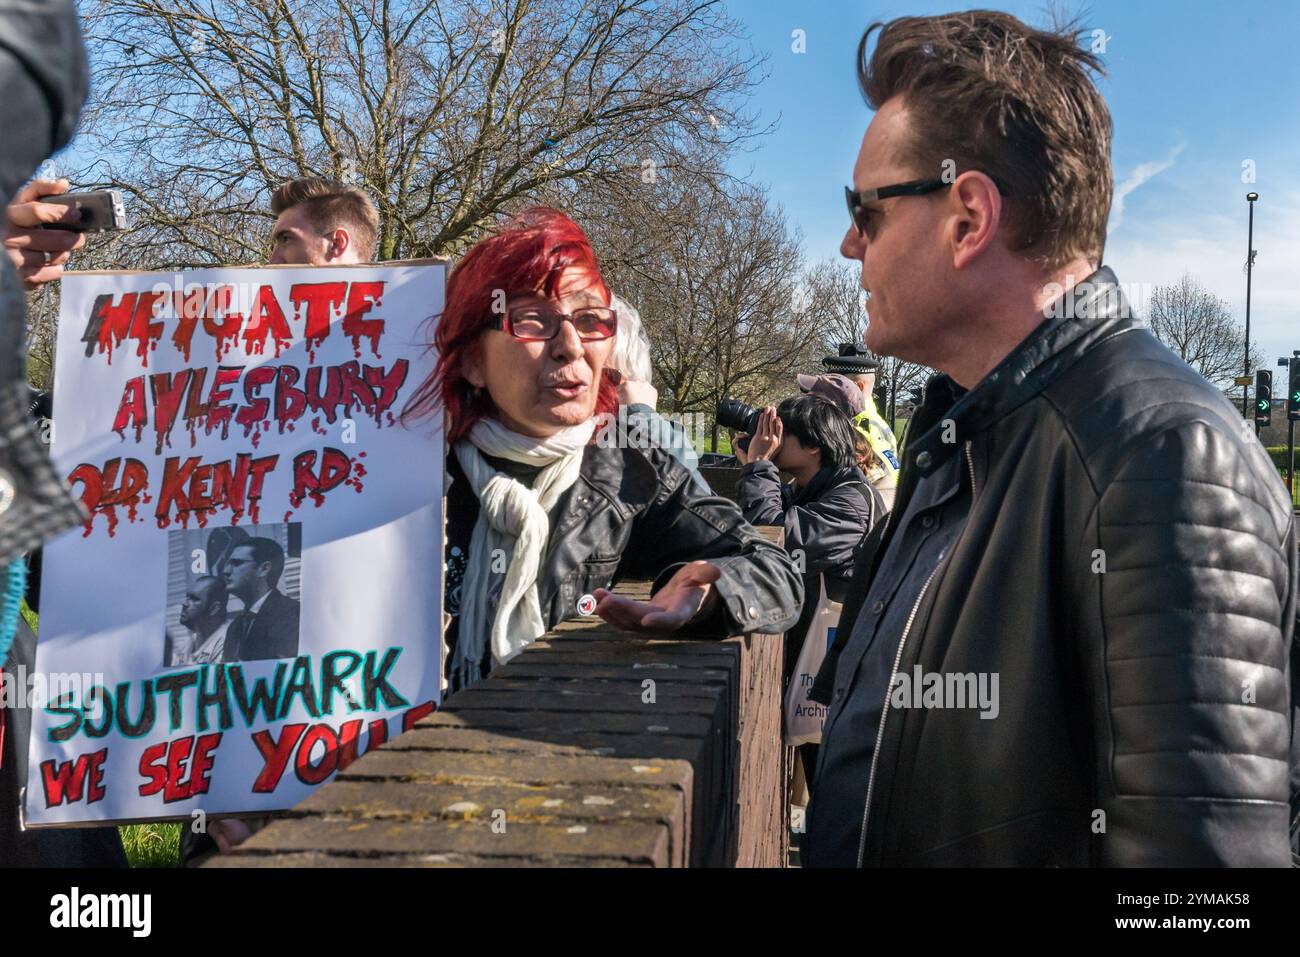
[23,261,446,825]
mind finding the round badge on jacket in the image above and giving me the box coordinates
[0,469,15,516]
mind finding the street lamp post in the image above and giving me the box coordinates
[1281,355,1298,495]
[1292,351,1299,496]
[1243,192,1258,419]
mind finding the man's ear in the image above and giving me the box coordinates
[948,171,1002,270]
[327,227,352,261]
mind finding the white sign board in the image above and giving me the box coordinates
[25,262,445,825]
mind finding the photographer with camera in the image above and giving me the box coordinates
[729,398,882,638]
[730,395,881,792]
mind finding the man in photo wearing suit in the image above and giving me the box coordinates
[221,538,300,662]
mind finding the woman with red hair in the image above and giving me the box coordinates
[406,207,802,691]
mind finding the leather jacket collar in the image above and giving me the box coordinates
[904,266,1136,478]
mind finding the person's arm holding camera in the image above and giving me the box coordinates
[733,406,785,524]
[735,405,873,574]
[3,178,84,289]
[732,406,781,467]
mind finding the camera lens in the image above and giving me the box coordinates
[716,398,760,435]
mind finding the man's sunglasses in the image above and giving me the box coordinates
[845,175,1010,236]
[489,305,618,342]
[844,178,950,236]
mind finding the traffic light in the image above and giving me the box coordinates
[1254,370,1272,425]
[1288,358,1300,421]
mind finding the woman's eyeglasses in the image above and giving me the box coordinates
[490,305,618,341]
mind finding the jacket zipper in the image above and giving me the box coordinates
[855,440,977,866]
[965,438,977,496]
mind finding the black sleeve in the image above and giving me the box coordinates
[272,597,302,660]
[623,457,804,637]
[736,462,872,577]
[1087,421,1294,866]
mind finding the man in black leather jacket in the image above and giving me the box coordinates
[806,12,1297,867]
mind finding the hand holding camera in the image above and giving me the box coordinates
[3,179,85,289]
[734,405,782,464]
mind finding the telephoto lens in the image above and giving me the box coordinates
[715,397,761,435]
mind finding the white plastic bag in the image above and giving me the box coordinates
[783,575,843,746]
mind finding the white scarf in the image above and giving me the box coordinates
[450,416,595,688]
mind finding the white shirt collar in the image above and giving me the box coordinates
[191,619,230,663]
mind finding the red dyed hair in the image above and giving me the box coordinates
[403,207,619,443]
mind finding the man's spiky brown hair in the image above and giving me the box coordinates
[858,10,1113,269]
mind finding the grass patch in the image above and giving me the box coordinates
[703,432,733,456]
[119,823,182,868]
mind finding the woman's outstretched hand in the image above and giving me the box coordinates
[593,560,722,632]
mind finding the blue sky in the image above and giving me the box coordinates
[722,0,1300,368]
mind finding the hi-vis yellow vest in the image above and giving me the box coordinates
[853,398,901,484]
